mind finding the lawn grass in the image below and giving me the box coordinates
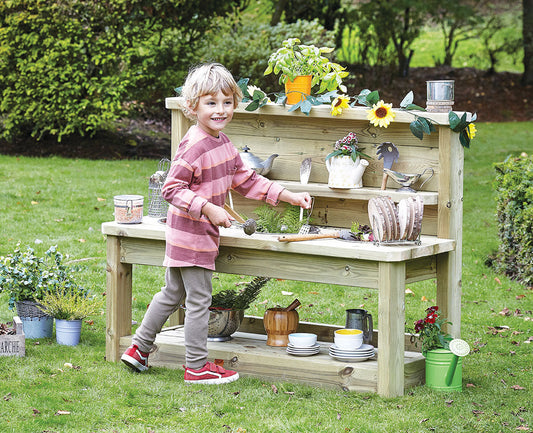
[0,122,532,432]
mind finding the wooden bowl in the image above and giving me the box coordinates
[263,308,299,347]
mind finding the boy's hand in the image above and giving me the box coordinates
[202,202,233,228]
[279,190,312,209]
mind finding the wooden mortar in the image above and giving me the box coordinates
[263,307,299,347]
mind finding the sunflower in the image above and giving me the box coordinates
[466,123,477,139]
[330,95,350,116]
[367,100,396,128]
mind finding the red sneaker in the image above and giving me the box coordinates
[121,344,149,372]
[184,361,239,384]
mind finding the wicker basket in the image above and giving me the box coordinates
[15,301,50,318]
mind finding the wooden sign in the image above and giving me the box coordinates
[0,317,25,357]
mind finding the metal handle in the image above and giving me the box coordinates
[418,167,435,190]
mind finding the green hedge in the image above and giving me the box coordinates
[0,0,240,141]
[492,153,533,286]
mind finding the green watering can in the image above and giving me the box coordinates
[445,339,471,386]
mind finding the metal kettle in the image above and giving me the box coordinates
[239,145,278,176]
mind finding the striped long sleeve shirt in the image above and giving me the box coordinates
[161,125,284,270]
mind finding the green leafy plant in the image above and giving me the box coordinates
[254,204,303,234]
[264,38,348,94]
[210,277,271,310]
[38,287,104,321]
[0,244,83,310]
[412,306,452,353]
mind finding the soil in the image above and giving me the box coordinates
[1,67,531,160]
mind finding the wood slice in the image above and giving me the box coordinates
[376,197,392,241]
[408,197,420,241]
[410,196,424,240]
[398,199,411,241]
[382,196,400,241]
[368,198,386,243]
[405,198,416,241]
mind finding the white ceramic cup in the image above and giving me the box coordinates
[334,329,364,350]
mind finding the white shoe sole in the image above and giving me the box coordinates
[184,372,239,385]
[121,353,148,372]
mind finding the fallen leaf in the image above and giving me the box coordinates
[281,291,293,296]
[32,408,40,415]
[308,291,319,295]
[445,400,453,406]
[466,383,476,388]
[516,426,529,431]
[31,201,39,205]
[472,410,484,415]
[499,308,511,316]
[3,393,12,401]
[78,238,86,243]
[55,410,71,416]
[337,412,342,420]
[495,277,501,285]
[271,384,278,394]
[258,300,268,305]
[421,296,428,302]
[405,288,414,296]
[419,418,429,423]
[97,197,106,201]
[511,385,526,390]
[516,294,526,300]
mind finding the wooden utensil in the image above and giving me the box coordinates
[277,230,355,242]
[284,298,301,312]
[224,203,246,223]
[376,142,400,190]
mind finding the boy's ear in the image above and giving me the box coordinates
[185,100,197,116]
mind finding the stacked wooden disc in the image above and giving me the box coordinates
[368,196,424,243]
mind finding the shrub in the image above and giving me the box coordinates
[491,153,533,285]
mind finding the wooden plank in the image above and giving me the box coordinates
[437,126,463,338]
[377,261,406,397]
[106,235,133,362]
[228,133,440,190]
[166,97,451,125]
[215,247,380,288]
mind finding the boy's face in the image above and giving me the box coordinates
[190,91,235,137]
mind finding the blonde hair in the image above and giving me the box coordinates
[180,63,243,119]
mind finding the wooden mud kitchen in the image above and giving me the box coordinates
[102,98,465,397]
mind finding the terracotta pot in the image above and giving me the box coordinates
[263,308,299,347]
[284,75,312,105]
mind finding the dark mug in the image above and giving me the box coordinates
[345,308,373,344]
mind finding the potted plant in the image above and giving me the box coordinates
[264,38,348,105]
[0,244,80,339]
[412,306,463,391]
[325,132,371,189]
[206,277,271,341]
[38,288,104,346]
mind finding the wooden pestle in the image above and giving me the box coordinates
[284,298,301,312]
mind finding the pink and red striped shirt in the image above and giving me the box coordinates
[161,125,284,270]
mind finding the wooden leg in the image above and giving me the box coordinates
[377,261,406,397]
[436,251,460,338]
[105,235,133,362]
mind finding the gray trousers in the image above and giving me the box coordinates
[132,266,213,369]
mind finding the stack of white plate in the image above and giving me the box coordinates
[286,343,320,357]
[328,343,375,362]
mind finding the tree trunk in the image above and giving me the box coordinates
[523,0,533,85]
[270,0,289,26]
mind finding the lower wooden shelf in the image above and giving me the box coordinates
[119,326,426,393]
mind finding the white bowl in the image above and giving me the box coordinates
[288,333,317,348]
[334,329,363,350]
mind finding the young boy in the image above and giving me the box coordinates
[121,63,311,384]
